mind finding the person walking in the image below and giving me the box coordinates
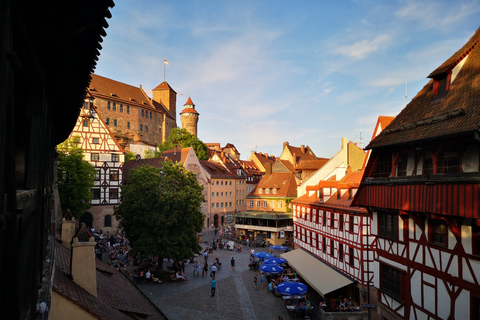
[211,277,217,297]
[261,273,265,289]
[231,257,235,271]
[254,273,259,291]
[202,262,208,277]
[210,263,217,278]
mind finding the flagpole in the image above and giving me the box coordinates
[164,61,166,81]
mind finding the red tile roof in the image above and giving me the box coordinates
[53,239,165,319]
[200,160,235,179]
[153,81,177,93]
[249,172,298,198]
[295,159,328,170]
[180,107,199,115]
[184,97,195,106]
[367,27,480,149]
[161,147,191,164]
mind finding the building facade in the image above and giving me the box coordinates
[354,27,480,320]
[68,97,125,232]
[87,74,177,155]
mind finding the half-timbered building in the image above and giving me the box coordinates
[68,96,125,232]
[353,27,480,320]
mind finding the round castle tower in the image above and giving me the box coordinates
[180,97,199,137]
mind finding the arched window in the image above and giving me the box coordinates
[104,215,112,227]
[259,188,263,194]
[266,188,270,194]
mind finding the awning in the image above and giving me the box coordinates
[280,249,354,297]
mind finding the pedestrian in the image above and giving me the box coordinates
[247,238,250,247]
[211,277,216,297]
[203,249,208,262]
[231,257,235,271]
[210,263,217,278]
[254,273,259,291]
[203,262,208,277]
[261,273,265,289]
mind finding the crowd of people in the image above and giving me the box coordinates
[320,296,361,312]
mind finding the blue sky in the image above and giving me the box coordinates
[94,0,480,159]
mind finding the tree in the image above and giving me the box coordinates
[125,152,136,161]
[157,128,209,160]
[114,160,205,265]
[57,136,96,219]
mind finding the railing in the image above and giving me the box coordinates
[319,309,368,320]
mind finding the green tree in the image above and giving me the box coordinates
[114,160,205,266]
[157,128,209,160]
[57,136,96,219]
[125,152,136,161]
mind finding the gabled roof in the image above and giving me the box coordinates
[276,159,295,172]
[249,172,298,198]
[200,160,235,179]
[153,81,177,94]
[285,144,318,161]
[368,27,480,149]
[296,159,329,170]
[53,239,165,320]
[162,147,192,164]
[89,74,155,110]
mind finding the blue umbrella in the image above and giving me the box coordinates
[252,252,274,259]
[262,258,287,265]
[259,264,284,274]
[270,245,288,251]
[276,282,308,295]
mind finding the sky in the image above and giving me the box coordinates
[94,0,480,159]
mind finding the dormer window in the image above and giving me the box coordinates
[432,73,451,100]
[266,188,270,194]
[259,188,263,194]
[273,188,277,194]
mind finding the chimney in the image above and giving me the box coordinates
[301,145,305,153]
[71,223,97,297]
[265,163,272,176]
[61,210,75,249]
[264,153,268,157]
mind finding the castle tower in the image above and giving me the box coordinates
[180,97,199,137]
[152,81,177,120]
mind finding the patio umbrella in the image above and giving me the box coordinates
[259,264,284,274]
[276,281,308,295]
[262,258,287,265]
[252,252,274,259]
[269,245,288,251]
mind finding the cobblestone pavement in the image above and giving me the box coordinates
[137,241,302,320]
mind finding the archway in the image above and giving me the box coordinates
[79,211,93,229]
[213,214,219,228]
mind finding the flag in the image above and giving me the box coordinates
[164,59,170,65]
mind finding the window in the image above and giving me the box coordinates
[229,192,232,196]
[216,181,219,185]
[323,237,326,253]
[83,101,89,109]
[216,203,219,208]
[92,188,100,200]
[349,216,354,233]
[212,203,215,209]
[109,188,118,199]
[323,212,326,226]
[278,201,283,209]
[91,153,99,161]
[249,200,253,207]
[145,125,148,132]
[127,105,130,114]
[349,247,354,266]
[423,152,433,175]
[339,214,344,231]
[259,188,263,194]
[430,219,448,247]
[270,201,275,208]
[378,211,399,239]
[473,226,480,256]
[316,234,320,250]
[113,119,117,127]
[120,104,123,113]
[229,202,232,207]
[92,138,99,144]
[263,201,267,208]
[221,181,223,186]
[150,112,152,119]
[83,120,89,127]
[109,170,119,181]
[94,169,101,181]
[216,192,219,197]
[221,192,224,197]
[107,101,111,110]
[221,203,224,208]
[273,188,277,194]
[106,118,110,125]
[380,264,402,301]
[212,192,215,197]
[372,152,392,178]
[112,102,116,111]
[127,122,130,129]
[142,110,144,117]
[104,215,112,227]
[266,188,270,194]
[229,181,232,185]
[139,124,143,131]
[111,154,119,162]
[330,213,335,228]
[330,239,334,256]
[339,244,344,262]
[256,201,260,207]
[396,153,408,176]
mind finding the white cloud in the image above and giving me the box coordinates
[334,34,391,59]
